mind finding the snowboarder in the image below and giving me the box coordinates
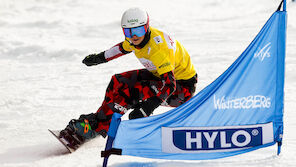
[59,7,197,150]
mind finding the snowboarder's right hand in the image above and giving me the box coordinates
[82,52,107,66]
[129,96,162,120]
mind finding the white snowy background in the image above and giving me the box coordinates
[0,0,295,166]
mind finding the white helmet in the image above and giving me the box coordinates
[121,8,149,28]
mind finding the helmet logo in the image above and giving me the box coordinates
[127,19,138,23]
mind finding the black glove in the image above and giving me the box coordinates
[82,52,107,66]
[129,96,162,120]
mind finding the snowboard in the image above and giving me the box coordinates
[48,129,76,153]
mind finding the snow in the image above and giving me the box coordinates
[0,0,296,166]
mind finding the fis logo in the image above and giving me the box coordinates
[162,123,273,153]
[254,42,271,62]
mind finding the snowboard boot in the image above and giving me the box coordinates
[59,113,104,149]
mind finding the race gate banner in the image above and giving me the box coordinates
[110,4,286,160]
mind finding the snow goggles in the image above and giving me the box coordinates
[123,25,148,38]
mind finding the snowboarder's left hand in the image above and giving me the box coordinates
[129,96,162,119]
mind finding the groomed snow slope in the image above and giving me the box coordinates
[0,0,295,166]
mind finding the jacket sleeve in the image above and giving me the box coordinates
[155,71,176,102]
[104,42,131,61]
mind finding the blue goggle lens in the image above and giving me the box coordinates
[123,25,147,38]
